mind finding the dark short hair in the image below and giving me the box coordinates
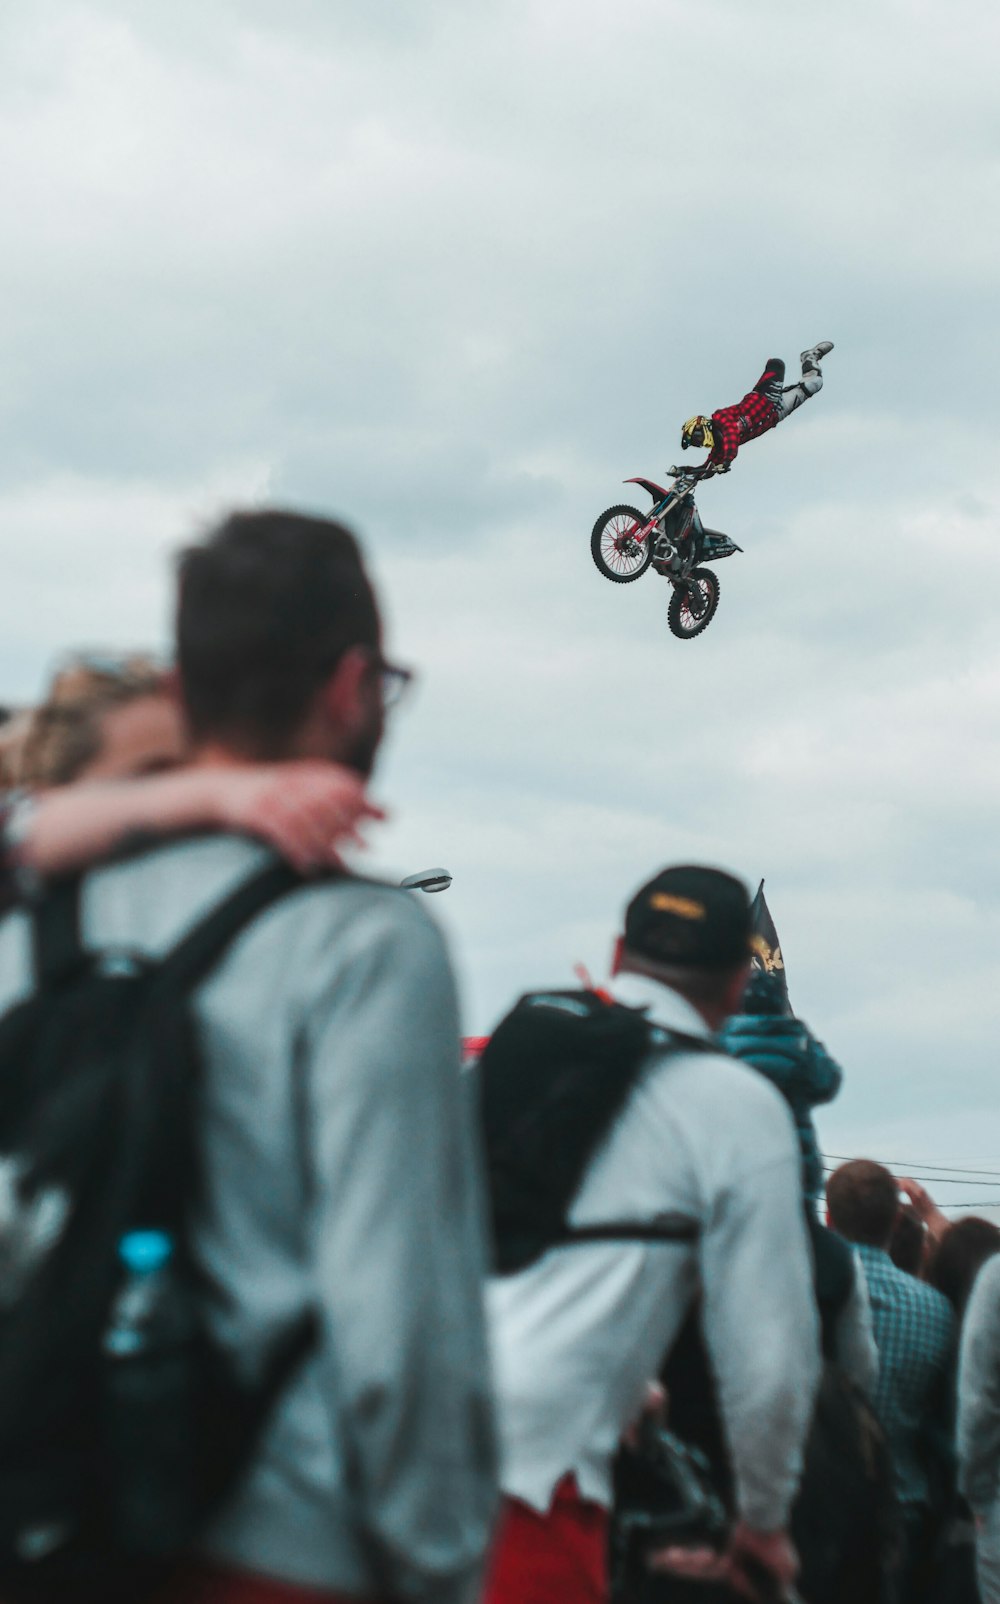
[826,1160,900,1247]
[177,509,379,757]
[926,1217,1000,1316]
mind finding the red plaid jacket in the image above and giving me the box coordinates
[708,365,782,467]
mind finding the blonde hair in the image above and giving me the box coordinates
[17,656,168,789]
[0,710,32,789]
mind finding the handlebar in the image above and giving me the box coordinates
[663,471,700,497]
[667,463,725,481]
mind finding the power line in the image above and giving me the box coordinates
[823,1154,1000,1179]
[822,1168,1000,1189]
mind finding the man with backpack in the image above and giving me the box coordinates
[0,510,497,1603]
[479,865,820,1604]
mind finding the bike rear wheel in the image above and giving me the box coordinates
[591,505,653,583]
[667,568,719,639]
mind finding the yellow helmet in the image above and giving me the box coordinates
[681,415,714,451]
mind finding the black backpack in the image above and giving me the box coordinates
[477,989,706,1274]
[0,860,320,1603]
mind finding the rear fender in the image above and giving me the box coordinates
[624,476,673,502]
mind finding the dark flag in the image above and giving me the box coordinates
[749,879,792,1013]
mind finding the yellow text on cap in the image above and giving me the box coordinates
[649,893,706,921]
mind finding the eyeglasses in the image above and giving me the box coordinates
[378,659,414,712]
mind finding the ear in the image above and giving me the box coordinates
[320,645,375,725]
[609,935,625,977]
[722,961,752,1018]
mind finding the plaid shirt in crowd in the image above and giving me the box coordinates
[855,1243,956,1509]
[708,369,782,467]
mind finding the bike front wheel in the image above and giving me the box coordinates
[590,505,653,583]
[667,568,719,639]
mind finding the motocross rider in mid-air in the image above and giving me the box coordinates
[678,341,835,476]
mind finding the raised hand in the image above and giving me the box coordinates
[898,1177,948,1244]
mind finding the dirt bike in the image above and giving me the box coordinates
[590,467,742,640]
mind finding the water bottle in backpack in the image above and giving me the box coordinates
[103,1230,199,1556]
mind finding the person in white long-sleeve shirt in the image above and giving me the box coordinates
[484,864,821,1604]
[958,1254,1000,1603]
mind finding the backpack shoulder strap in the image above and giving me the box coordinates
[650,1025,718,1057]
[551,1025,712,1252]
[30,860,329,996]
[557,1213,700,1249]
[156,861,339,995]
[32,876,87,990]
[553,1027,715,1249]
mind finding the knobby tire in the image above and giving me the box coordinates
[590,505,653,584]
[667,568,720,639]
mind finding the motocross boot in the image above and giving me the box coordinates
[800,340,834,372]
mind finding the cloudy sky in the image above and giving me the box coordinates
[2,0,999,1196]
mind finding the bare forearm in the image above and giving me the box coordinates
[15,762,384,881]
[900,1179,949,1245]
[21,772,223,875]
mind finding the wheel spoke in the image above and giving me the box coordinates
[601,516,645,575]
[591,506,652,584]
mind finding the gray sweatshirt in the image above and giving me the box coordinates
[959,1254,1000,1515]
[0,834,498,1602]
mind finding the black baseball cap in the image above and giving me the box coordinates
[623,865,753,971]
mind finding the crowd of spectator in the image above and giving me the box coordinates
[0,506,998,1604]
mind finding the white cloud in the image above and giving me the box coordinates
[1,0,999,1168]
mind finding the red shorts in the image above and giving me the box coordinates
[483,1475,609,1604]
[158,1565,384,1604]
